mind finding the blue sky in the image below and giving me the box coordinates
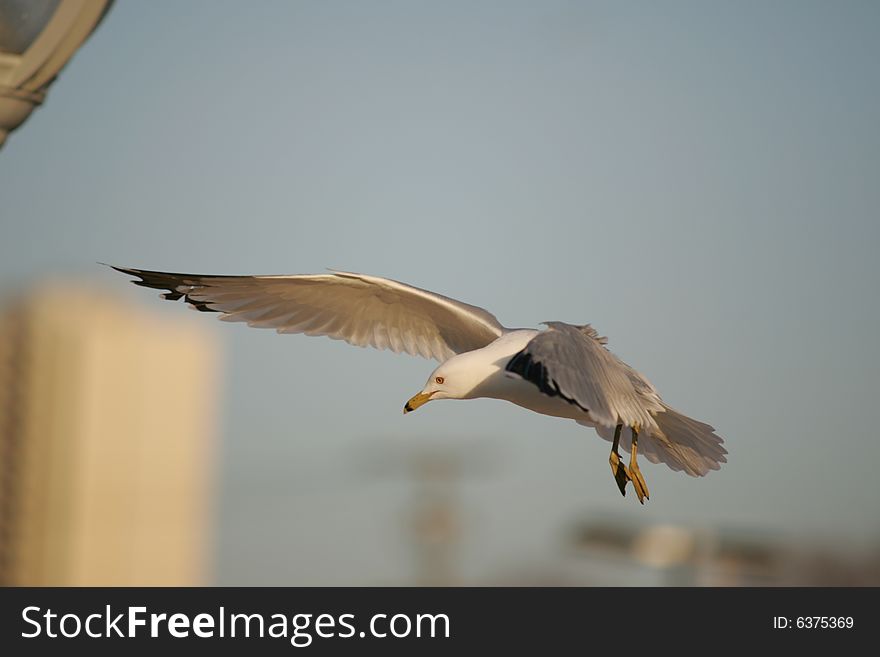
[2,0,878,583]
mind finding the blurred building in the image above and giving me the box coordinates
[0,283,219,585]
[564,516,880,587]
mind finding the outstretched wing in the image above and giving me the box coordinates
[505,321,663,429]
[110,266,506,361]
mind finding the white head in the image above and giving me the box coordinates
[403,353,488,414]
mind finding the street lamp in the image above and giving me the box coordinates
[0,0,112,149]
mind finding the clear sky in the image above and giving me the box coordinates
[1,0,878,584]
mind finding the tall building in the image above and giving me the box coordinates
[0,282,220,585]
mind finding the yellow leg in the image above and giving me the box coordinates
[627,424,650,504]
[608,423,630,496]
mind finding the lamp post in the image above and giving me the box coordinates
[0,0,112,149]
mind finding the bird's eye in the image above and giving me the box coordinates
[435,376,445,384]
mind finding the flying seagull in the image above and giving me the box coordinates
[110,266,726,503]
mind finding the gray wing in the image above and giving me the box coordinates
[512,322,728,477]
[505,321,663,429]
[110,266,506,361]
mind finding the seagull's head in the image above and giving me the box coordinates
[403,358,480,414]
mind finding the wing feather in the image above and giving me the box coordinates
[506,322,663,429]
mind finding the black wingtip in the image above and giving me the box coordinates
[505,348,591,414]
[102,263,140,276]
[105,265,221,314]
[106,264,158,287]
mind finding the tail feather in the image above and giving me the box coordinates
[591,404,727,477]
[644,404,727,476]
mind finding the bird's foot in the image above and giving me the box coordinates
[628,462,650,504]
[609,451,630,497]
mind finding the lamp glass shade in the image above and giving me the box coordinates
[0,0,61,55]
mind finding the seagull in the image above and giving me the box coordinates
[110,266,727,503]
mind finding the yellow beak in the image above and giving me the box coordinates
[403,391,434,414]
